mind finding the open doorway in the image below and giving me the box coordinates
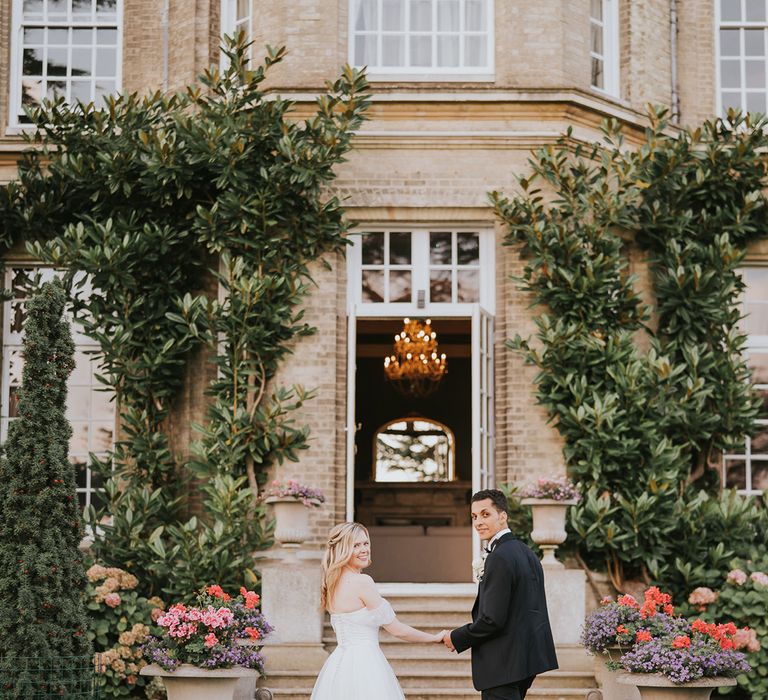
[354,318,473,582]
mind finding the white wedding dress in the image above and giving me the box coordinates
[310,599,406,699]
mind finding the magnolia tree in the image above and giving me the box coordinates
[0,281,92,694]
[0,33,370,599]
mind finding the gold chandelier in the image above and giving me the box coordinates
[384,318,448,399]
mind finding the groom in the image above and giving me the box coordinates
[442,489,558,699]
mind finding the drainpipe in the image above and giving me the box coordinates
[161,0,170,92]
[670,0,680,123]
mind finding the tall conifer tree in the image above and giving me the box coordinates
[0,280,92,696]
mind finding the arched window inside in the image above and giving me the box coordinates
[374,417,455,482]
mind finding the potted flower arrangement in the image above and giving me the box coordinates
[582,586,752,700]
[520,475,580,567]
[262,479,325,547]
[140,584,273,700]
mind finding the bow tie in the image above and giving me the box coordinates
[484,541,497,554]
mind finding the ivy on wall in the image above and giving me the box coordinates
[496,108,768,594]
[0,35,370,598]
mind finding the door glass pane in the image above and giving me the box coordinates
[362,270,385,303]
[721,60,741,88]
[457,233,479,264]
[355,35,377,64]
[590,0,603,21]
[746,91,766,113]
[47,48,68,76]
[591,24,603,54]
[592,57,604,88]
[389,232,411,264]
[430,232,452,264]
[724,458,747,488]
[389,271,411,303]
[362,232,385,264]
[430,270,452,302]
[355,0,378,30]
[437,35,460,66]
[465,0,485,30]
[410,35,432,66]
[382,35,405,66]
[753,461,768,489]
[748,354,768,384]
[745,29,765,56]
[438,0,460,30]
[23,48,44,76]
[746,60,766,87]
[750,424,768,453]
[464,35,486,67]
[411,0,433,30]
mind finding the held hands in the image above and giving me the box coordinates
[440,629,456,651]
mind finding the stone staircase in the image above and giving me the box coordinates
[263,584,599,700]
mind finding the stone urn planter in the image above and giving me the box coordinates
[593,649,640,700]
[141,664,259,700]
[264,496,319,547]
[617,673,737,700]
[521,497,577,567]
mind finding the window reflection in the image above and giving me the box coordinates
[374,417,455,482]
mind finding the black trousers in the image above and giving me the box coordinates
[480,676,536,700]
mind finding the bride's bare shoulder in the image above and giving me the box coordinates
[350,573,376,590]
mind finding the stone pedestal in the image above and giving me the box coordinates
[542,564,586,645]
[255,547,329,674]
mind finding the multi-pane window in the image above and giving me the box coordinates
[1,268,115,510]
[723,266,768,495]
[221,0,251,42]
[361,231,413,303]
[10,0,121,126]
[590,0,619,96]
[350,0,493,76]
[353,229,490,309]
[718,0,768,116]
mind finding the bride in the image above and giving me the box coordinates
[310,522,447,699]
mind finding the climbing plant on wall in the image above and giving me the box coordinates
[496,108,768,594]
[0,34,370,598]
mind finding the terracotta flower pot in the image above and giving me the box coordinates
[521,497,577,567]
[593,648,640,700]
[264,496,319,547]
[617,673,737,700]
[141,664,259,700]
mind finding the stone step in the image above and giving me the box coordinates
[265,669,594,691]
[267,687,598,700]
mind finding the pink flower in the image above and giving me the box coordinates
[750,571,768,587]
[104,593,121,608]
[727,569,748,586]
[733,628,761,653]
[240,587,260,609]
[204,633,218,648]
[687,587,718,609]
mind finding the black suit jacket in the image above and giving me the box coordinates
[450,533,558,691]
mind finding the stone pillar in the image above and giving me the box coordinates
[255,547,329,674]
[543,564,587,646]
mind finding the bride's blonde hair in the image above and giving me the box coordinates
[320,522,371,611]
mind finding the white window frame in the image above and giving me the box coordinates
[590,0,620,98]
[1,266,116,512]
[715,0,768,118]
[8,0,124,132]
[348,0,495,82]
[723,264,768,496]
[220,0,252,64]
[347,228,495,317]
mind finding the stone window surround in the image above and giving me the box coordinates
[348,0,495,82]
[7,0,123,132]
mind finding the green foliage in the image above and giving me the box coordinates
[0,281,92,695]
[0,32,370,600]
[85,564,165,698]
[495,107,768,592]
[681,552,768,699]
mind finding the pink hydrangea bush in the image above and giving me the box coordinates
[86,563,165,698]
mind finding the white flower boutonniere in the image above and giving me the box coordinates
[472,550,488,583]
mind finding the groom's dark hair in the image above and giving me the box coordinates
[471,489,509,516]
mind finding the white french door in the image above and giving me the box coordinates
[471,305,495,493]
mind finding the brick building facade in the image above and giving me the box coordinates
[1,0,766,583]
